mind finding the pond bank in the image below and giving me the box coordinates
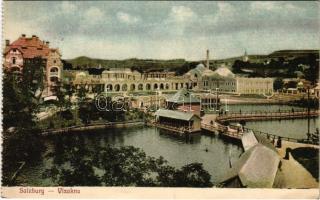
[41,120,144,136]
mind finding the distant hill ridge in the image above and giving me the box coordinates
[64,49,319,71]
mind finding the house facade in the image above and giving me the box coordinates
[3,34,62,97]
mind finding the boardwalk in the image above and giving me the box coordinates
[201,123,243,140]
[151,122,197,135]
[216,110,320,123]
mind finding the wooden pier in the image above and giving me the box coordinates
[201,123,243,140]
[152,122,200,135]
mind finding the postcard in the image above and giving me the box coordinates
[1,1,319,199]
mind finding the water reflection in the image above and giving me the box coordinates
[243,118,319,139]
[18,126,243,185]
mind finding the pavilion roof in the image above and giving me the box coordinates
[220,143,280,188]
[166,88,200,104]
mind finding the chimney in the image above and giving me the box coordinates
[21,34,26,38]
[32,35,37,39]
[206,49,210,68]
[46,41,50,45]
[5,39,10,46]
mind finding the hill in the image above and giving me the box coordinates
[268,50,319,59]
[64,56,188,72]
[63,49,319,75]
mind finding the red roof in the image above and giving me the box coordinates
[4,35,50,59]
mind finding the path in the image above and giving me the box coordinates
[274,140,319,188]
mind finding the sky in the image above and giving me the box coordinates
[4,1,320,60]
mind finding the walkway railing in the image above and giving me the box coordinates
[201,123,243,139]
[201,122,318,145]
[216,110,319,122]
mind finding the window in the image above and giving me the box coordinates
[50,67,59,72]
[53,60,56,64]
[12,57,16,64]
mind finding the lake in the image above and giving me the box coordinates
[17,104,318,186]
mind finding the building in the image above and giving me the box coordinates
[155,109,201,133]
[243,50,249,62]
[313,84,320,98]
[186,64,274,95]
[71,68,193,93]
[4,34,62,97]
[236,77,273,95]
[200,67,237,93]
[166,88,202,116]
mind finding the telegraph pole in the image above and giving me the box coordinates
[307,86,310,139]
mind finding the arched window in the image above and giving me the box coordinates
[106,84,113,91]
[114,84,120,92]
[50,67,59,72]
[165,83,169,90]
[130,84,136,91]
[122,84,128,91]
[146,84,151,90]
[160,83,164,90]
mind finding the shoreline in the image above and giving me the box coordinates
[41,120,145,136]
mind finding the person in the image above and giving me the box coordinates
[284,148,291,160]
[276,136,282,148]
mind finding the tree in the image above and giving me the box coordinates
[232,60,246,73]
[173,163,213,187]
[2,57,46,185]
[76,85,87,104]
[286,81,297,89]
[273,78,284,91]
[44,143,214,187]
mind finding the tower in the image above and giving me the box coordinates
[243,49,249,62]
[206,49,210,68]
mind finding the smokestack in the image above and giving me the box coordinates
[206,49,210,68]
[5,40,10,46]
